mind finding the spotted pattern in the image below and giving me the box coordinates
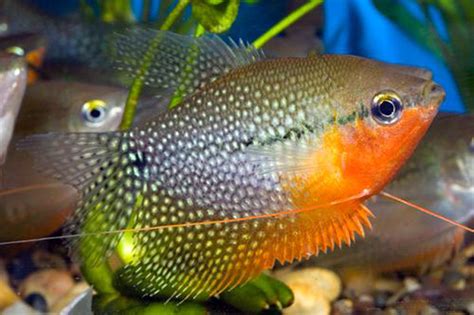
[23,55,385,300]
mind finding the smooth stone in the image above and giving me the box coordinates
[0,279,20,310]
[341,270,376,296]
[374,278,402,293]
[6,252,37,284]
[24,293,48,313]
[2,301,41,315]
[403,278,421,292]
[373,290,390,308]
[277,267,342,302]
[0,261,20,310]
[332,299,353,315]
[31,250,67,270]
[20,269,75,308]
[355,294,375,312]
[51,282,91,312]
[282,290,330,315]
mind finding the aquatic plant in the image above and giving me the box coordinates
[107,0,324,130]
[373,0,474,112]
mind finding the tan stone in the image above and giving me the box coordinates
[19,269,74,308]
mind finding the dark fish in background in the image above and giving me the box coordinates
[302,114,474,275]
[0,52,27,165]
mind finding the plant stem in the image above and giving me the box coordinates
[119,0,190,130]
[167,23,206,109]
[252,0,323,49]
[160,0,190,31]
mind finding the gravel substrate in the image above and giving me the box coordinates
[1,238,473,314]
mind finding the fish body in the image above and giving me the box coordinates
[0,52,26,165]
[20,30,445,300]
[303,114,474,273]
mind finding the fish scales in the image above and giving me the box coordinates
[20,30,445,300]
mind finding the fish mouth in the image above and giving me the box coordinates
[419,81,445,120]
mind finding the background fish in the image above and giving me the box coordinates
[0,52,26,165]
[301,114,474,274]
[0,0,116,68]
[0,80,162,244]
[18,30,445,302]
[15,80,129,135]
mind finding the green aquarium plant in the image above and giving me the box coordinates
[373,0,474,112]
[76,1,324,314]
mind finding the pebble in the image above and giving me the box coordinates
[421,305,442,315]
[373,290,391,308]
[0,261,19,310]
[383,307,399,315]
[332,299,353,315]
[404,277,421,292]
[19,269,75,308]
[2,301,40,315]
[24,293,48,313]
[31,250,67,270]
[467,301,474,315]
[442,270,466,290]
[374,278,402,293]
[277,267,341,302]
[0,279,20,310]
[6,252,37,285]
[341,270,376,296]
[51,282,90,312]
[283,290,330,315]
[354,294,375,312]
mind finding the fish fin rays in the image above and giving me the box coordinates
[111,195,373,300]
[112,28,265,102]
[244,136,320,176]
[17,132,144,265]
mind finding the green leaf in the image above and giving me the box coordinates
[191,0,240,33]
[100,0,135,23]
[372,0,443,58]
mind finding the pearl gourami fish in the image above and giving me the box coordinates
[18,29,445,300]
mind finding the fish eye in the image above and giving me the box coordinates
[371,91,403,125]
[81,99,107,124]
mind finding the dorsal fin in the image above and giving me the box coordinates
[113,28,265,101]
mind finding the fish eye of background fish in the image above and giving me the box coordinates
[81,99,108,125]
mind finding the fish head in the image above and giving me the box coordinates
[16,81,128,135]
[72,92,126,132]
[319,55,445,197]
[0,53,27,164]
